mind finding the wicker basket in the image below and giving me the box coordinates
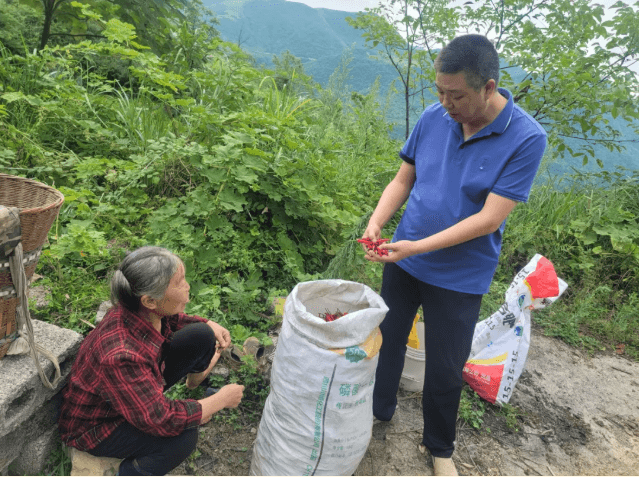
[0,174,64,359]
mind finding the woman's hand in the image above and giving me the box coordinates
[209,347,223,369]
[218,383,244,409]
[187,322,229,390]
[199,384,245,424]
[186,346,223,389]
[364,240,418,263]
[207,321,231,351]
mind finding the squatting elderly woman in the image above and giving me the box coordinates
[58,246,244,476]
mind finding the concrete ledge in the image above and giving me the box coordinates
[0,319,83,474]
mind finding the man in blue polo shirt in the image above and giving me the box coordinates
[362,34,546,476]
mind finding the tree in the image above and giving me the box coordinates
[350,0,639,165]
[460,0,639,166]
[21,0,198,53]
[347,0,430,139]
[0,0,42,54]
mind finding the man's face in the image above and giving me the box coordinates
[435,72,491,126]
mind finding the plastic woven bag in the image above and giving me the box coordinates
[249,280,388,476]
[463,254,567,405]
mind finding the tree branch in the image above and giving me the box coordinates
[56,11,86,21]
[48,33,106,38]
[557,134,638,144]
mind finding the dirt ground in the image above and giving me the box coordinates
[167,322,639,476]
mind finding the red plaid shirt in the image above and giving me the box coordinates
[58,303,207,451]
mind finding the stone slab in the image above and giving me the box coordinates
[0,319,82,437]
[0,393,62,474]
[68,448,121,476]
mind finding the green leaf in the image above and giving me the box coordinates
[103,18,138,44]
[201,169,227,184]
[218,188,246,212]
[1,92,42,106]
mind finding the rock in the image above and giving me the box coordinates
[28,285,51,309]
[211,364,230,379]
[95,301,113,324]
[67,447,121,476]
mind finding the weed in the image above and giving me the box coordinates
[459,387,486,430]
[499,403,524,432]
[215,408,242,429]
[186,448,202,472]
[208,374,227,389]
[41,442,72,476]
[164,379,206,401]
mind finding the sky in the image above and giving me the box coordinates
[286,0,379,11]
[287,0,624,12]
[286,0,638,75]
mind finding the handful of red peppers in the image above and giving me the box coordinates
[320,309,348,322]
[357,237,390,256]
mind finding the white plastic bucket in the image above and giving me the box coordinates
[400,322,425,392]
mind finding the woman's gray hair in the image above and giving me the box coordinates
[111,246,181,313]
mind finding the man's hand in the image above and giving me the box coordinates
[207,321,231,351]
[361,223,383,257]
[364,240,418,263]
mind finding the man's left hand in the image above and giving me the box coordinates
[364,240,418,263]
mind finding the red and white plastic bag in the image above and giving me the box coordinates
[463,254,568,405]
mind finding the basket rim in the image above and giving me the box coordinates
[0,173,65,214]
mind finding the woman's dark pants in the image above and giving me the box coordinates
[373,263,482,458]
[89,322,216,475]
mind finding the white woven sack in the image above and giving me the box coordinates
[464,254,567,405]
[250,279,388,476]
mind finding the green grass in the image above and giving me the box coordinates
[30,256,112,334]
[458,387,487,430]
[498,403,525,432]
[484,168,639,359]
[40,442,72,476]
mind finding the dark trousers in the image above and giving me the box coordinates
[89,322,216,475]
[373,263,482,458]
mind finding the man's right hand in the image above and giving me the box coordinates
[361,223,383,257]
[362,223,382,241]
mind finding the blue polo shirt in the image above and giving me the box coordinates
[394,88,546,294]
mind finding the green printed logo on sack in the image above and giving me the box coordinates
[344,346,367,363]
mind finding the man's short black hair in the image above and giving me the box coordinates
[434,34,500,91]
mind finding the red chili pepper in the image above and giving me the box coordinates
[320,309,348,322]
[358,238,390,256]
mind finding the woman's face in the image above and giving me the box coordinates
[155,261,190,316]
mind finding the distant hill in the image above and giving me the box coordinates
[204,1,402,93]
[202,0,638,176]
